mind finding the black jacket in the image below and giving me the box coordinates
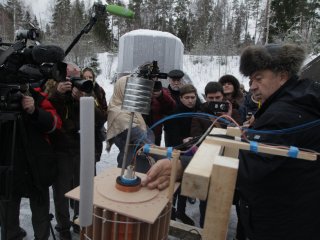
[165,102,198,149]
[0,89,61,199]
[238,76,320,240]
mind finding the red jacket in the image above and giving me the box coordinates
[143,88,176,141]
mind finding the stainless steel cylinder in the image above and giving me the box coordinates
[122,76,154,115]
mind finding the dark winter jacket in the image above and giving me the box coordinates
[237,76,320,240]
[167,85,181,104]
[165,102,199,149]
[49,84,107,153]
[1,88,62,199]
[89,82,108,160]
[49,91,81,150]
[239,92,259,122]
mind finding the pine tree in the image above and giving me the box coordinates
[5,0,24,40]
[91,0,112,51]
[51,0,71,41]
[173,0,192,50]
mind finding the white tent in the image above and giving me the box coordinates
[117,29,184,76]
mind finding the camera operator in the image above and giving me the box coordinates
[0,87,62,240]
[139,62,176,146]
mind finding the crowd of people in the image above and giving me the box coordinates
[1,42,319,240]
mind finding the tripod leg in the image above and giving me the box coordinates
[49,213,57,240]
[0,201,8,240]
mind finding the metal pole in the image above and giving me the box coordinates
[121,112,134,176]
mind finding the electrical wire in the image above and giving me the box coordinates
[131,112,320,160]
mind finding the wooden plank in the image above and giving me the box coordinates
[206,135,317,161]
[181,128,226,200]
[169,220,202,240]
[203,156,239,240]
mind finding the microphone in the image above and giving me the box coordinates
[94,3,135,18]
[31,45,65,64]
[106,4,135,18]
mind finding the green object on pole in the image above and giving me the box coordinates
[106,4,135,18]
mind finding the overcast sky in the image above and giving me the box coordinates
[20,0,129,28]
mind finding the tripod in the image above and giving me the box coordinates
[0,111,23,240]
[0,111,57,239]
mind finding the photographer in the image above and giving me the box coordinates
[141,62,176,146]
[189,81,245,239]
[46,63,85,238]
[0,87,62,240]
[81,67,108,163]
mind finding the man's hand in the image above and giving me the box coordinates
[21,95,35,114]
[57,81,72,94]
[71,87,86,100]
[183,137,193,144]
[141,159,172,190]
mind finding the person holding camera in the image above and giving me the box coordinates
[81,67,108,164]
[47,63,107,239]
[189,81,245,239]
[0,87,62,240]
[142,78,176,146]
[218,75,244,124]
[45,63,83,239]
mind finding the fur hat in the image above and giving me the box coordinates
[239,43,306,77]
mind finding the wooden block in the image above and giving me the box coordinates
[226,127,242,137]
[181,128,226,200]
[203,156,239,240]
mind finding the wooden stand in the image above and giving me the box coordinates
[66,148,181,240]
[181,127,317,240]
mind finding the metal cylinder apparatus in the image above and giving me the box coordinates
[121,76,154,115]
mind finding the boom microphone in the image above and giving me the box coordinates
[31,45,65,64]
[93,3,135,18]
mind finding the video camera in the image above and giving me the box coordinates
[137,61,168,80]
[0,27,67,111]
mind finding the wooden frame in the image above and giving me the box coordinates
[181,127,317,240]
